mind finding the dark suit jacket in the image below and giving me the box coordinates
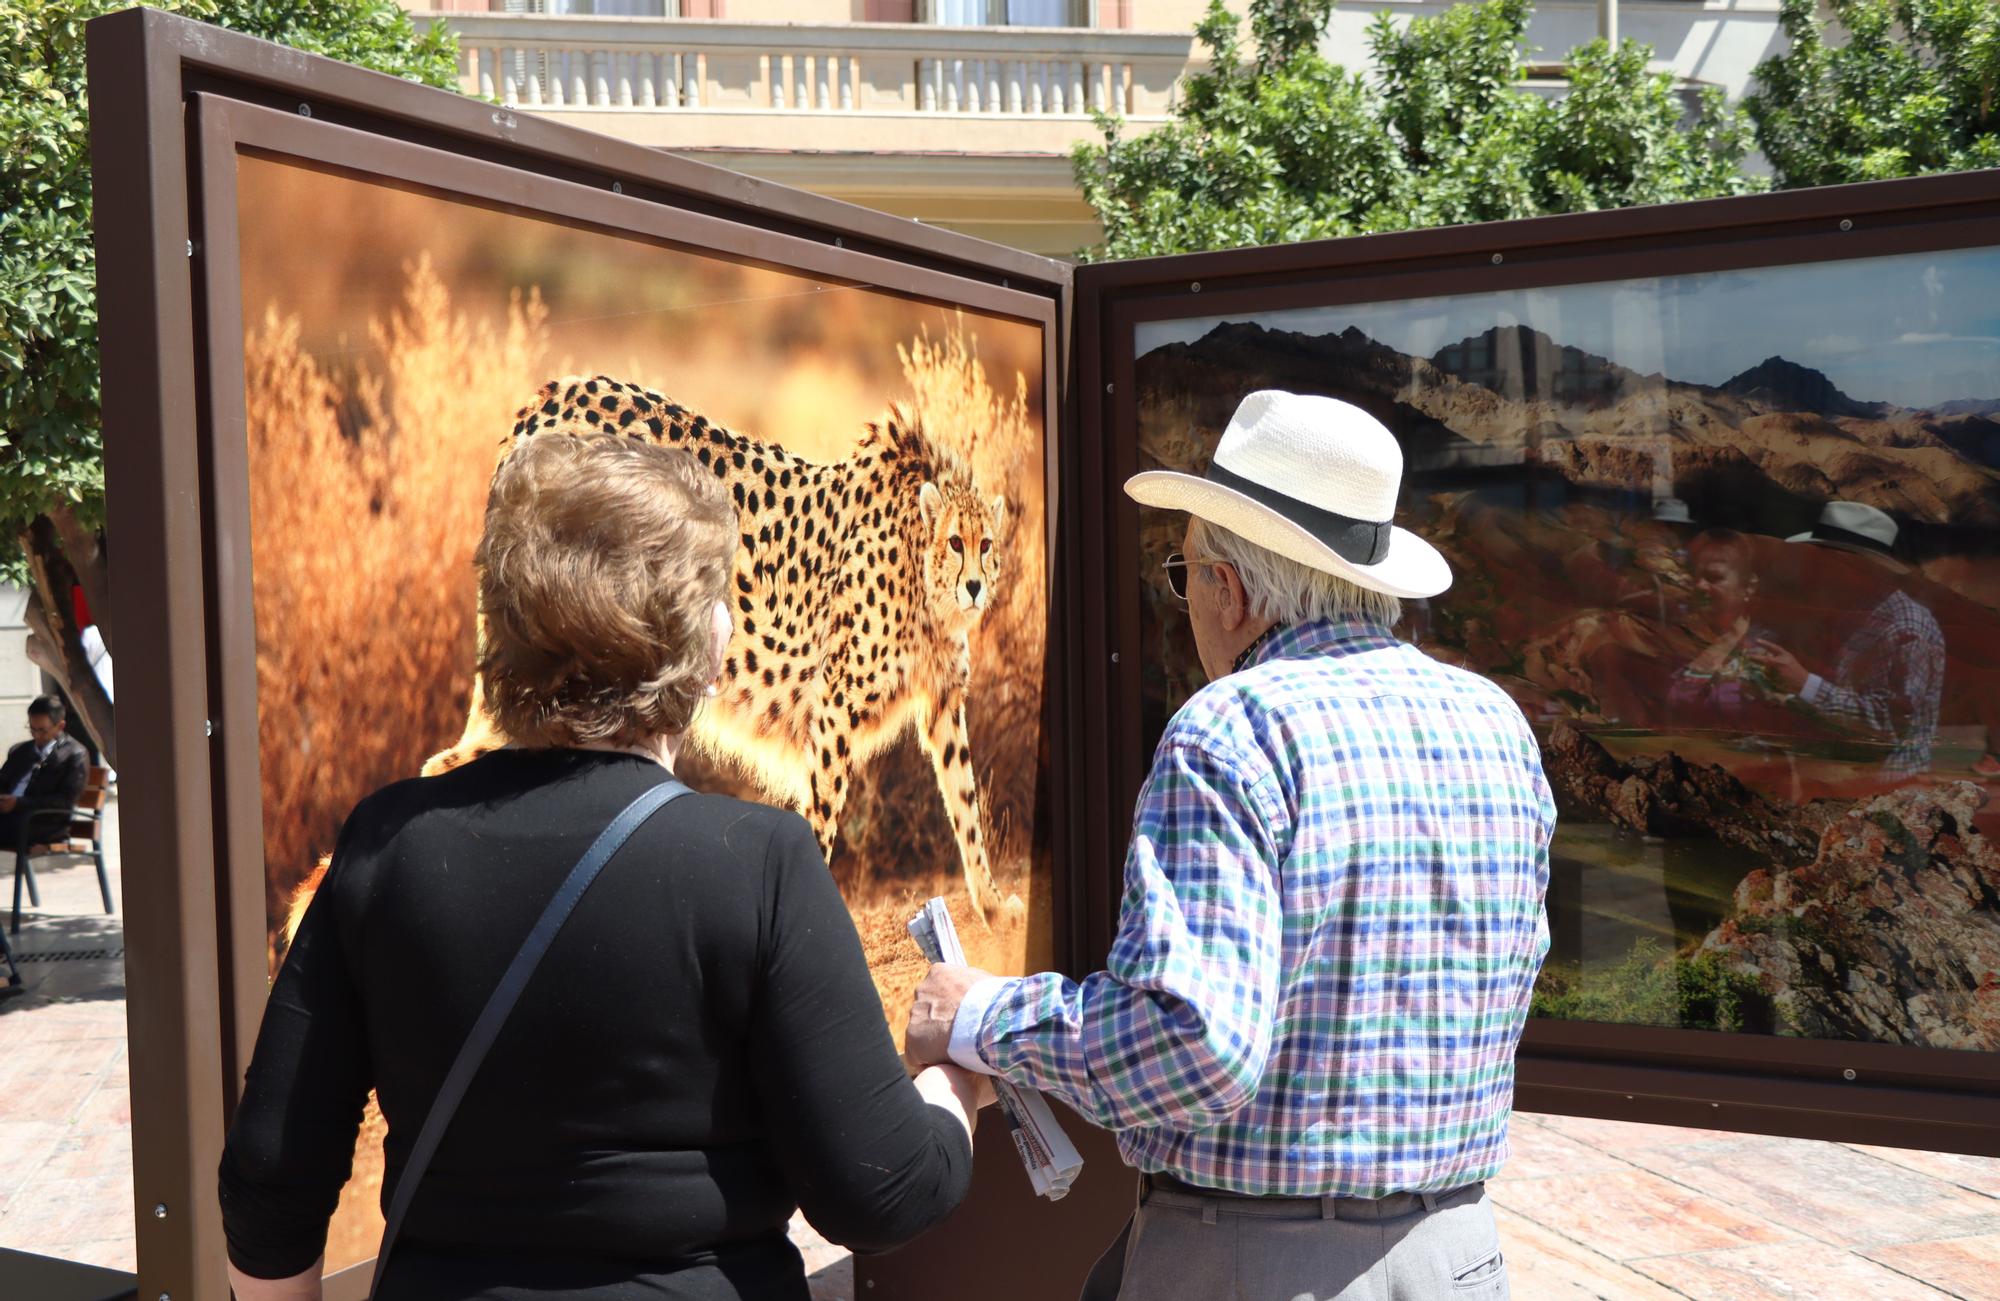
[0,734,90,819]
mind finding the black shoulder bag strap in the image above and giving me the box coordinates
[369,776,693,1297]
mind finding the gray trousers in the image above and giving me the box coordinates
[1080,1176,1507,1301]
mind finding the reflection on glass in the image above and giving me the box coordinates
[1133,244,2000,1052]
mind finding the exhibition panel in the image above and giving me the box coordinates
[1073,173,2000,1156]
[91,12,1092,1298]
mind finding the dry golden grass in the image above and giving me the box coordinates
[248,258,546,957]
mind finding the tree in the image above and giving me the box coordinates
[1,0,457,765]
[1072,0,1760,260]
[1744,0,2000,188]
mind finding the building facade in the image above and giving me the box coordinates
[407,0,1787,257]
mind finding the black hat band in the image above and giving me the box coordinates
[1205,462,1393,566]
[1809,522,1894,555]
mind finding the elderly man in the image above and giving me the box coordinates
[906,390,1553,1300]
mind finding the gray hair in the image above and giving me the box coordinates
[1189,517,1402,628]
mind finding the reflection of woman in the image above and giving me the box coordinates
[219,436,985,1301]
[1667,529,1773,724]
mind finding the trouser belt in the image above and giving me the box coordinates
[1140,1171,1478,1222]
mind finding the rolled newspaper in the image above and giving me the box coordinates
[908,898,1084,1200]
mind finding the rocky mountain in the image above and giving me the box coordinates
[1429,324,1663,408]
[1135,319,2000,526]
[1543,724,1841,869]
[1931,398,2000,419]
[1719,355,1888,420]
[1701,782,2000,1049]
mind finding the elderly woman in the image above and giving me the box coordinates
[219,434,985,1300]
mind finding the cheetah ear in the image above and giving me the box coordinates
[919,481,943,525]
[990,494,1008,542]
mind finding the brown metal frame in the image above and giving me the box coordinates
[88,6,2000,1298]
[1072,169,2000,1159]
[90,10,1084,1299]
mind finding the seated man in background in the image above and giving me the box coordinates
[907,390,1554,1301]
[0,695,90,859]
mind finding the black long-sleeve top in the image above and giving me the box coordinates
[218,748,971,1300]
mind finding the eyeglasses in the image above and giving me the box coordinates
[1161,551,1223,602]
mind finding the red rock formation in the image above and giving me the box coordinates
[1701,781,2000,1049]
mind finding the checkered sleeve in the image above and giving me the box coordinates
[1807,599,1946,750]
[972,734,1284,1132]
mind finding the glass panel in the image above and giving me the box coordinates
[1133,245,2000,1053]
[232,153,1054,1271]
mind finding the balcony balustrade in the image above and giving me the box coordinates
[416,14,1193,119]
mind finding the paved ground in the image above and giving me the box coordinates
[4,800,1998,1298]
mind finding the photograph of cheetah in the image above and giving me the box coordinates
[425,375,1020,927]
[229,156,1053,1269]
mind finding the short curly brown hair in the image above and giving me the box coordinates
[476,434,736,748]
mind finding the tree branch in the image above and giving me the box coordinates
[47,503,111,659]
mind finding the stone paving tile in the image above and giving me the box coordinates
[1490,1206,1691,1300]
[1848,1146,2000,1201]
[1630,1240,1959,1300]
[35,1129,133,1183]
[1519,1112,1747,1152]
[0,1171,134,1251]
[1501,1117,1636,1181]
[0,1120,65,1188]
[1865,1233,2000,1300]
[1613,1135,2000,1252]
[48,1235,138,1274]
[1491,1167,1802,1261]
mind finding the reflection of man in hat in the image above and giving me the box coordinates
[1745,501,1944,777]
[904,391,1554,1300]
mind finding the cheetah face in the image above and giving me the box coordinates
[918,480,1007,626]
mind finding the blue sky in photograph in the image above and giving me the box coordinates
[1135,245,2000,409]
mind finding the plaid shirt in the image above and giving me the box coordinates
[1799,589,1945,776]
[954,618,1553,1197]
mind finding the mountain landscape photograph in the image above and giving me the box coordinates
[1132,244,2000,1053]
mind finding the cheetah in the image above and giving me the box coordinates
[425,375,1019,925]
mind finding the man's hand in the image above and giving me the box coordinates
[904,962,994,1069]
[0,794,15,814]
[1745,639,1811,695]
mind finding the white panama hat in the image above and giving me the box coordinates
[1787,500,1899,559]
[1125,390,1451,599]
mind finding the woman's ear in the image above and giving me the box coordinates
[708,598,733,694]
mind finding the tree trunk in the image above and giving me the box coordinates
[20,512,118,769]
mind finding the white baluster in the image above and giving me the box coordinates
[1089,61,1106,112]
[663,52,681,107]
[1032,61,1047,113]
[841,56,855,110]
[813,54,828,109]
[985,60,1000,114]
[637,53,654,107]
[946,58,961,112]
[1007,60,1024,113]
[965,60,981,112]
[1069,61,1084,113]
[544,51,563,105]
[686,52,701,107]
[919,57,935,111]
[769,54,784,108]
[479,47,497,101]
[523,51,543,105]
[501,49,519,106]
[588,50,605,107]
[616,53,633,107]
[570,50,588,107]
